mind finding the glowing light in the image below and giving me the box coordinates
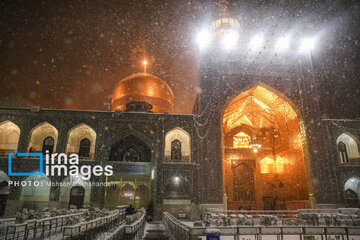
[173,176,180,183]
[253,97,269,111]
[142,59,148,73]
[260,157,275,174]
[249,139,261,153]
[221,31,239,50]
[233,132,251,148]
[123,192,134,197]
[151,169,155,180]
[300,37,316,52]
[196,30,212,49]
[275,37,290,50]
[249,34,263,50]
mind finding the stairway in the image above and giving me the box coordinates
[143,221,171,240]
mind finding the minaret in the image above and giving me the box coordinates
[210,0,240,35]
[218,0,230,17]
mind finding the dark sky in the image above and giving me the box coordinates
[1,0,359,116]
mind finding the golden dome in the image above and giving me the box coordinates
[112,73,174,113]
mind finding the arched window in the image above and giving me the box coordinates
[0,121,20,154]
[122,148,141,162]
[336,133,360,163]
[66,124,96,160]
[165,127,191,163]
[338,142,348,164]
[28,122,58,153]
[109,135,151,162]
[69,186,85,209]
[171,140,182,160]
[42,136,54,154]
[79,138,91,158]
[345,189,359,207]
[344,177,360,207]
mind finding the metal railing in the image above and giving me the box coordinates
[163,212,360,240]
[207,209,300,219]
[124,211,146,240]
[0,206,128,240]
[163,212,191,240]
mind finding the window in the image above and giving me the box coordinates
[171,140,182,160]
[66,124,96,160]
[338,142,348,164]
[345,189,359,207]
[79,138,91,158]
[0,121,20,154]
[164,127,191,163]
[42,136,54,154]
[122,148,141,162]
[28,122,58,153]
[336,133,360,163]
[109,135,151,162]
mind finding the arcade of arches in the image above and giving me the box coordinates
[222,85,312,210]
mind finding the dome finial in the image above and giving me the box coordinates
[218,0,229,17]
[142,59,148,74]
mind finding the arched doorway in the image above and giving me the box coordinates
[344,177,360,207]
[222,84,313,210]
[42,136,54,154]
[69,186,85,209]
[135,184,150,209]
[120,183,135,207]
[79,138,91,158]
[59,175,91,208]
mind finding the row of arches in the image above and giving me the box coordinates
[0,171,91,216]
[0,121,96,159]
[0,121,192,163]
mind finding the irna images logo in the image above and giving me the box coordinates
[8,150,113,180]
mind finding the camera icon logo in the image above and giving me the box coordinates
[8,150,43,176]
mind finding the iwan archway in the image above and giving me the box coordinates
[221,84,314,210]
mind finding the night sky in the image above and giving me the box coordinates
[1,0,359,116]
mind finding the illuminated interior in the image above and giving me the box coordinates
[66,123,97,160]
[27,122,58,153]
[222,85,310,210]
[164,127,191,162]
[0,121,20,154]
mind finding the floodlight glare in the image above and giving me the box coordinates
[249,34,263,50]
[196,30,211,49]
[221,31,239,50]
[275,37,290,50]
[300,37,316,52]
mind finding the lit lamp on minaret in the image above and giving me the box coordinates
[143,59,148,74]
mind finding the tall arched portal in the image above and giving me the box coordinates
[222,85,312,210]
[105,134,153,210]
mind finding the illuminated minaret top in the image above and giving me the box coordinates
[218,0,230,17]
[210,0,240,35]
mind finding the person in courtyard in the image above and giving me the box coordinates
[126,204,135,215]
